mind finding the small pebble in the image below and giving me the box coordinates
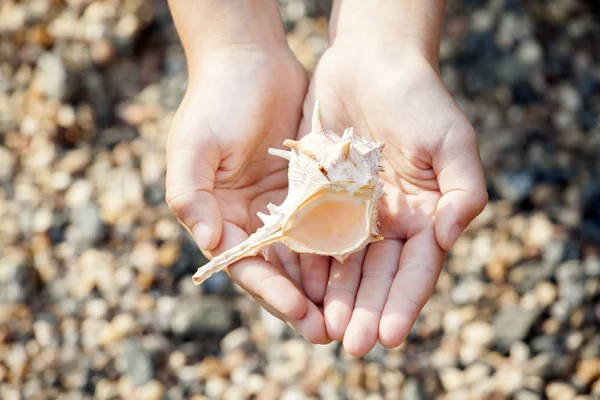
[439,368,465,391]
[546,382,577,400]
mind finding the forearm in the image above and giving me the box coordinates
[330,0,446,65]
[167,0,288,69]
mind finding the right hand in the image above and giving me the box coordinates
[165,46,331,344]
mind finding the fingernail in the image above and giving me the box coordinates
[447,224,462,249]
[193,223,211,249]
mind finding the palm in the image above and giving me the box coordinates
[297,46,486,355]
[167,50,336,333]
[178,52,304,231]
[316,49,454,221]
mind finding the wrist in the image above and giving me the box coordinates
[169,0,290,72]
[330,0,446,68]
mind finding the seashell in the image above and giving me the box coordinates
[192,101,386,284]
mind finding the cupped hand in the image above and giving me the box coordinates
[296,45,488,355]
[166,47,330,343]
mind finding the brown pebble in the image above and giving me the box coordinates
[57,147,91,174]
[439,367,465,391]
[592,377,600,394]
[486,258,507,282]
[256,380,281,400]
[345,361,364,389]
[222,348,246,372]
[132,380,164,400]
[120,103,147,126]
[136,271,155,291]
[364,362,381,392]
[4,132,30,151]
[546,381,576,400]
[542,318,561,335]
[300,359,330,395]
[524,213,555,252]
[136,294,155,313]
[28,24,54,47]
[117,376,136,400]
[158,241,180,268]
[534,281,558,307]
[95,379,119,400]
[76,104,95,130]
[576,358,600,386]
[56,105,76,128]
[570,309,584,328]
[91,39,115,65]
[0,363,7,381]
[198,357,229,379]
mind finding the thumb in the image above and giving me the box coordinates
[434,116,488,251]
[166,125,223,251]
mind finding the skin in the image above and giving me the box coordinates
[289,0,488,356]
[166,0,330,343]
[166,0,488,354]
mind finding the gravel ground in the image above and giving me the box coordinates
[1,0,599,399]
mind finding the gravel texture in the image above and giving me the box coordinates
[1,0,599,399]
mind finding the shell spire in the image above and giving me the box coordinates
[192,101,386,285]
[312,101,324,133]
[340,139,351,159]
[267,148,291,161]
[342,127,355,140]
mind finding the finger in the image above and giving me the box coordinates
[323,249,366,340]
[433,116,488,250]
[343,240,403,357]
[254,248,330,345]
[272,243,302,286]
[287,300,332,345]
[166,122,223,251]
[379,227,446,348]
[213,222,307,320]
[252,296,329,344]
[300,254,330,305]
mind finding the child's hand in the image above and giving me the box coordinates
[167,48,331,343]
[298,42,488,355]
[166,0,331,344]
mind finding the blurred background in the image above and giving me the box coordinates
[0,0,599,399]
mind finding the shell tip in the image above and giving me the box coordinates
[333,255,345,263]
[268,147,291,161]
[257,212,269,224]
[283,139,300,149]
[341,139,351,159]
[191,272,205,285]
[312,100,324,133]
[342,127,355,139]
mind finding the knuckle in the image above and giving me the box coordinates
[470,189,489,214]
[361,267,397,282]
[477,190,489,210]
[164,186,194,220]
[398,261,437,278]
[324,285,356,303]
[165,195,184,218]
[257,274,281,296]
[386,294,422,316]
[164,182,212,220]
[165,191,184,214]
[355,303,382,316]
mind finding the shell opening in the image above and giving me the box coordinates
[282,189,371,255]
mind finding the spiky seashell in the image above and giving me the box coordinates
[192,102,385,284]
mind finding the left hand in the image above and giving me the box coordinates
[294,44,488,355]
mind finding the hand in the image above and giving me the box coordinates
[297,44,488,355]
[165,47,331,344]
